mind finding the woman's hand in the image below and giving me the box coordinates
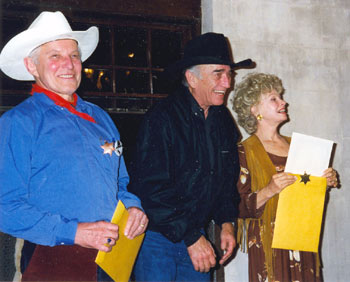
[322,168,338,188]
[256,173,297,209]
[267,172,298,196]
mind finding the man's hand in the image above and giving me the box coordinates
[124,207,148,239]
[74,221,119,252]
[187,235,216,273]
[219,222,236,265]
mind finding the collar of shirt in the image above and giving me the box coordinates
[30,84,96,123]
[181,86,220,119]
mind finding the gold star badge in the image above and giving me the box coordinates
[300,171,311,185]
[101,141,115,156]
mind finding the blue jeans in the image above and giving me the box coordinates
[133,230,210,282]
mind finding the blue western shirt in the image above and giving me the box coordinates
[0,91,141,246]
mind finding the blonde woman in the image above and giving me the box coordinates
[232,73,338,282]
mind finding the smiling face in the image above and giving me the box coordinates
[252,89,288,127]
[24,39,82,101]
[186,64,232,113]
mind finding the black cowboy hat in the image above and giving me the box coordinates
[164,32,253,77]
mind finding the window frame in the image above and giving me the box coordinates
[0,6,200,114]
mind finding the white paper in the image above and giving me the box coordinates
[285,132,334,176]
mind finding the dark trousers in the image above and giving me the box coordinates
[21,240,113,281]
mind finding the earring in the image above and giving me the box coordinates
[256,114,263,121]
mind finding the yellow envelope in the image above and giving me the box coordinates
[272,174,327,253]
[95,200,145,282]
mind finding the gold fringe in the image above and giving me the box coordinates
[237,135,291,282]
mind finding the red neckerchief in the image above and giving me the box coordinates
[31,84,96,123]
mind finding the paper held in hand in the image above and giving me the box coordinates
[272,132,334,252]
[284,132,334,176]
[95,200,145,282]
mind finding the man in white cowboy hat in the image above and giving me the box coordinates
[129,32,252,281]
[0,11,148,281]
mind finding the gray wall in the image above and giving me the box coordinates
[202,0,349,281]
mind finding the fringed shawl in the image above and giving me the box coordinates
[237,134,290,281]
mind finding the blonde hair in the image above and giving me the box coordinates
[232,73,284,134]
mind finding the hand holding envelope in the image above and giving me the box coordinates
[95,201,145,282]
[322,167,339,188]
[272,132,334,253]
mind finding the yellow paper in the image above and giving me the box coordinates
[272,175,327,252]
[95,200,145,282]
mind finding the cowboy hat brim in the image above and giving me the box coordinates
[0,21,98,81]
[164,56,253,78]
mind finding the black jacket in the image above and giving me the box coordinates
[128,85,240,246]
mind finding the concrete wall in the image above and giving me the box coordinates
[202,0,349,281]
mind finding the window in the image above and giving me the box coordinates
[0,5,199,164]
[72,20,188,113]
[0,15,32,111]
[0,10,195,114]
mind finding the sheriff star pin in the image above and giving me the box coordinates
[101,141,115,156]
[300,171,311,185]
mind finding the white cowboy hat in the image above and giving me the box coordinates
[0,11,99,81]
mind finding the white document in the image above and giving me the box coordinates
[285,132,334,176]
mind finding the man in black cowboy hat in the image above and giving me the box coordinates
[129,32,252,281]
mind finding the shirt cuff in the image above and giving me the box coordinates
[123,199,143,212]
[183,229,203,247]
[54,219,78,246]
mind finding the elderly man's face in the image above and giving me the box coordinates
[189,64,232,110]
[27,39,82,101]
